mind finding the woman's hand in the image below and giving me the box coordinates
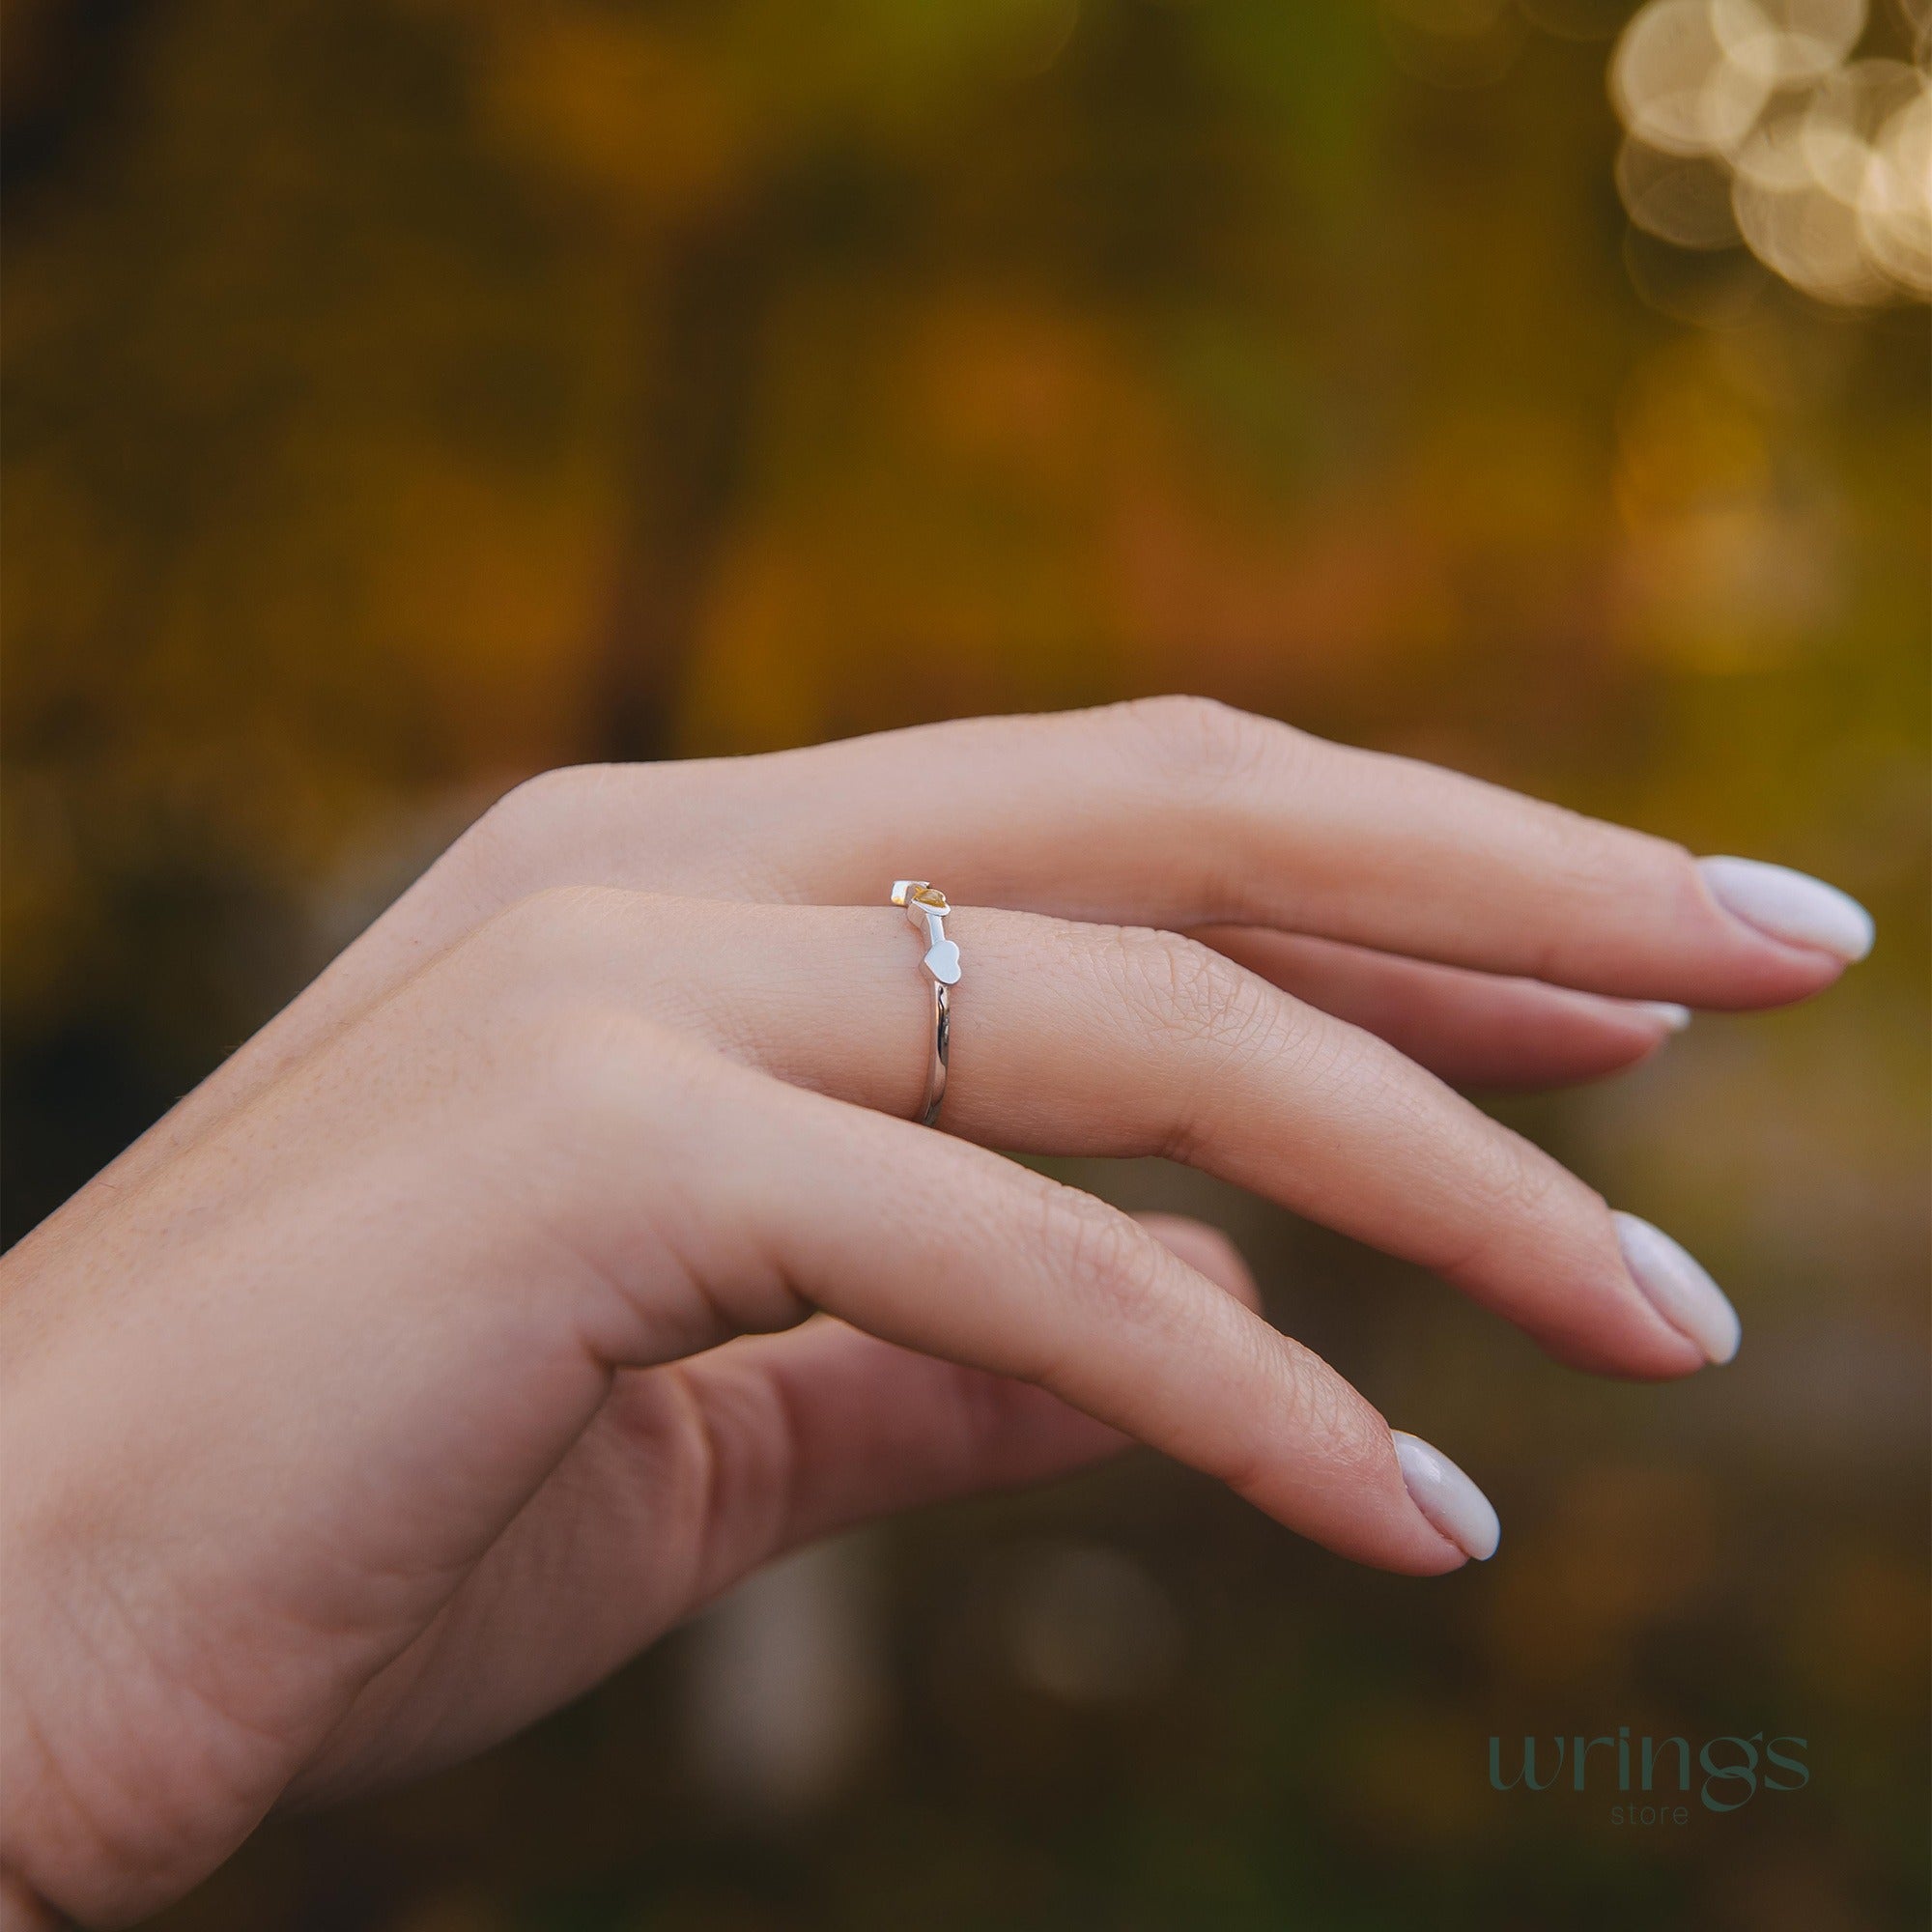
[0,698,1872,1925]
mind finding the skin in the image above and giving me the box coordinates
[0,698,1858,1925]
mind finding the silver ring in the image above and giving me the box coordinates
[891,881,958,1126]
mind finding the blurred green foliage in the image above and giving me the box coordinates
[3,1,1926,1927]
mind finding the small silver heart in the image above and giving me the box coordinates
[923,938,962,985]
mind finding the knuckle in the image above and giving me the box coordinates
[1324,1385,1397,1483]
[1221,1342,1389,1509]
[497,762,593,821]
[448,886,683,1065]
[466,764,595,865]
[1517,810,1696,973]
[474,883,641,978]
[1109,926,1281,1065]
[1267,1336,1390,1489]
[1538,805,1643,899]
[1104,694,1307,796]
[505,1002,705,1145]
[1448,1130,1590,1276]
[1034,1180,1165,1327]
[518,1004,650,1112]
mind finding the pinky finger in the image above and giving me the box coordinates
[576,1037,1500,1574]
[680,1208,1269,1564]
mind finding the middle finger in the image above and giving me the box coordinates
[512,890,1735,1379]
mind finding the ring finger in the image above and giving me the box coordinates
[484,889,1739,1378]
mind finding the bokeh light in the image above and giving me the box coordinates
[1612,0,1932,301]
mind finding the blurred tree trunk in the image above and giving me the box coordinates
[587,210,772,764]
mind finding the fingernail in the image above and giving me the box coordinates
[1698,856,1875,962]
[1392,1431,1500,1562]
[1613,1210,1741,1366]
[1634,1001,1692,1033]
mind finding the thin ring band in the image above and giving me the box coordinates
[891,881,959,1126]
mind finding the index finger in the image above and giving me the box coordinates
[94,698,1868,1216]
[630,697,1869,1006]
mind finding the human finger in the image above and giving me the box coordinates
[1194,925,1690,1091]
[494,698,1870,1006]
[555,1041,1487,1577]
[283,1212,1264,1800]
[512,892,1732,1378]
[91,700,1869,1212]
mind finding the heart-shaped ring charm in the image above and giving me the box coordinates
[923,937,962,985]
[892,881,958,1127]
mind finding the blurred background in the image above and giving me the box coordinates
[4,0,1928,1926]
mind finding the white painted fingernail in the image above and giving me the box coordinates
[1613,1210,1741,1366]
[1698,856,1874,962]
[1392,1431,1500,1562]
[1634,1001,1692,1033]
